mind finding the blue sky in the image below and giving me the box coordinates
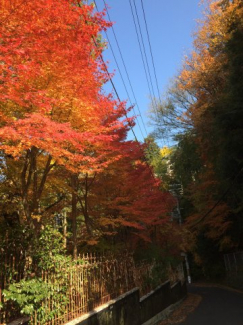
[93,0,203,145]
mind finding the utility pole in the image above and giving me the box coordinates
[169,183,191,284]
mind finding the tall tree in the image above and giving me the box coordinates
[177,0,243,248]
[0,0,176,260]
[150,0,243,277]
[0,0,130,231]
[66,141,175,250]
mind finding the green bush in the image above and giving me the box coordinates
[3,278,68,324]
[1,224,71,324]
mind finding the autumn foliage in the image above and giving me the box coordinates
[0,0,127,170]
[176,0,243,249]
[150,0,243,277]
[0,0,173,255]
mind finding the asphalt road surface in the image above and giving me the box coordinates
[180,284,243,325]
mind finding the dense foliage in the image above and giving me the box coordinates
[150,0,243,278]
[0,0,175,259]
[0,0,182,322]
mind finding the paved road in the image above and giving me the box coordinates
[180,284,243,325]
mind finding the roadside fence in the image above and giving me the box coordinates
[0,252,184,325]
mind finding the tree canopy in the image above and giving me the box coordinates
[150,0,243,278]
[0,0,175,258]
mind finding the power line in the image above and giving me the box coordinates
[101,0,148,138]
[76,1,139,141]
[129,0,167,146]
[90,1,170,148]
[100,54,139,141]
[93,39,138,141]
[93,40,160,181]
[140,0,169,146]
[133,0,157,104]
[128,0,157,112]
[93,0,145,140]
[102,29,146,139]
[99,49,163,182]
[95,2,166,185]
[77,1,162,184]
[140,0,161,103]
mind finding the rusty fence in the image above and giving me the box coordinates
[0,253,183,325]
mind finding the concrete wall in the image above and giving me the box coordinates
[66,288,140,325]
[140,281,171,324]
[66,281,187,325]
[170,281,187,305]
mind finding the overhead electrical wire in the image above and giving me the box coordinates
[92,41,161,181]
[77,1,148,144]
[140,0,161,103]
[98,49,161,182]
[140,0,170,146]
[130,0,168,146]
[98,53,139,142]
[93,0,151,142]
[78,1,172,187]
[90,1,166,184]
[88,39,139,140]
[101,0,148,138]
[93,0,145,140]
[132,0,157,104]
[103,30,146,139]
[128,0,156,112]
